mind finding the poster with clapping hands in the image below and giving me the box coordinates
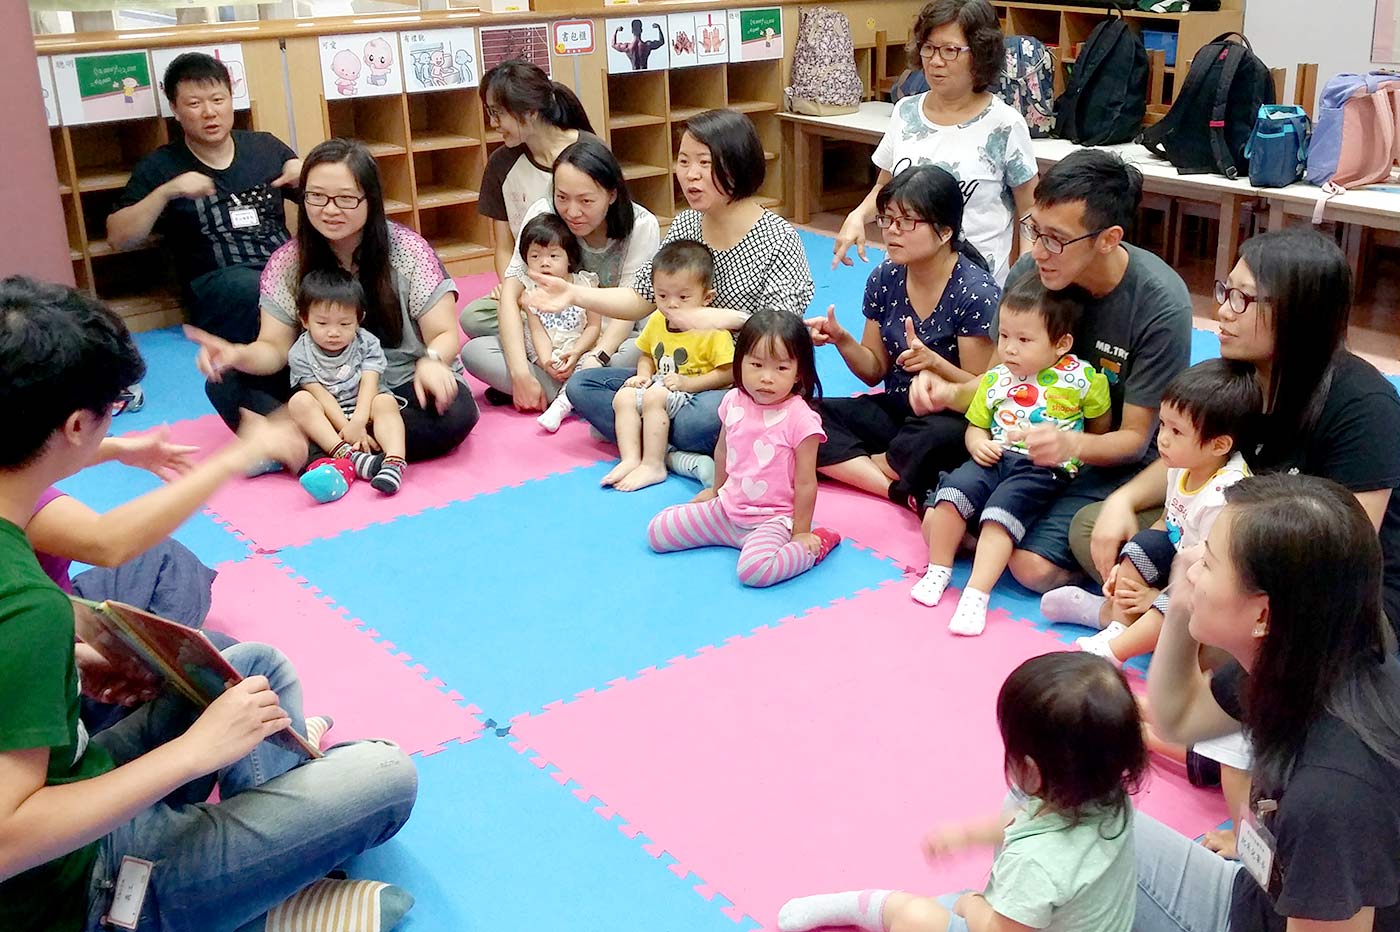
[667,13,730,68]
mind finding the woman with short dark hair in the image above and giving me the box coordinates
[833,0,1038,285]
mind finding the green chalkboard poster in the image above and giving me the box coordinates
[52,50,158,125]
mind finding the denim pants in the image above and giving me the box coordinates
[564,366,724,453]
[1133,812,1239,932]
[83,643,418,932]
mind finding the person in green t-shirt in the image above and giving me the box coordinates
[778,652,1146,932]
[0,277,419,932]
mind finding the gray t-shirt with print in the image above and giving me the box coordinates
[288,328,387,413]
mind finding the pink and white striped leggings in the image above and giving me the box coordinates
[647,497,817,588]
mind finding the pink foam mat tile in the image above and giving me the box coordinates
[509,581,1226,929]
[813,483,927,571]
[202,555,484,756]
[150,408,607,551]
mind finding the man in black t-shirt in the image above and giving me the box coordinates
[109,53,301,344]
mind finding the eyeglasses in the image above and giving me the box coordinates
[111,385,143,417]
[303,192,367,210]
[919,42,971,61]
[1214,280,1261,315]
[875,214,931,233]
[485,104,503,122]
[1019,215,1105,255]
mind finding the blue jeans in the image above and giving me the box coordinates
[83,643,418,932]
[564,366,725,453]
[1133,812,1239,932]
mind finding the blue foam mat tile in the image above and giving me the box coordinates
[53,461,251,568]
[117,327,213,432]
[345,737,761,932]
[274,463,905,721]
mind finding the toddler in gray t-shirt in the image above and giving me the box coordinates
[287,269,408,495]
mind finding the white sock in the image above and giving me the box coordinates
[666,450,716,488]
[949,587,991,636]
[1076,621,1128,663]
[1041,586,1108,628]
[537,393,574,433]
[910,564,953,607]
[777,890,891,932]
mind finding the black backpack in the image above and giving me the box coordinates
[1140,33,1274,178]
[1053,8,1148,145]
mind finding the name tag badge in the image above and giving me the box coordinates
[1237,805,1279,895]
[103,855,154,929]
[229,206,259,229]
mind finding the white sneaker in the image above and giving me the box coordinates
[1076,621,1128,663]
[537,393,574,433]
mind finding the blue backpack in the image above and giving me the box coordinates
[1245,105,1311,187]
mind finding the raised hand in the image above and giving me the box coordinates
[520,272,575,313]
[184,325,243,382]
[896,317,938,373]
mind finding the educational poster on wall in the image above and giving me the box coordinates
[1375,0,1400,63]
[667,13,730,68]
[480,24,552,78]
[36,57,58,127]
[318,33,403,99]
[606,16,670,73]
[728,7,784,62]
[151,45,249,117]
[51,51,158,126]
[400,28,479,93]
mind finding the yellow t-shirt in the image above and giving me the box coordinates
[635,311,734,377]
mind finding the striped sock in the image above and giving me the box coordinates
[330,441,354,459]
[778,890,892,932]
[350,450,384,481]
[371,456,406,495]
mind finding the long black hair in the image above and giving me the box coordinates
[1221,474,1400,795]
[733,309,823,408]
[876,163,989,271]
[480,60,594,133]
[997,652,1147,831]
[1235,229,1352,465]
[553,136,636,242]
[296,139,402,346]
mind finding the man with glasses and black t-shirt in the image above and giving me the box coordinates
[108,53,302,344]
[909,149,1192,594]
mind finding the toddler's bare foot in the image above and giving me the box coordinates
[614,463,668,491]
[601,459,640,487]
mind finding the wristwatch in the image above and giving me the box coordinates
[594,349,612,366]
[424,348,446,365]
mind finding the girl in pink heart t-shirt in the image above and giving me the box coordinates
[647,310,843,587]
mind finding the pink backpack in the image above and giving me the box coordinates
[1306,73,1400,196]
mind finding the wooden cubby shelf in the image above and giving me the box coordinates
[415,187,480,209]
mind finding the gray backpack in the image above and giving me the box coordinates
[785,7,863,116]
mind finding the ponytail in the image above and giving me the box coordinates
[480,60,594,134]
[955,237,991,273]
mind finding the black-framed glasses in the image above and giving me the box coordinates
[919,42,971,61]
[1214,280,1261,315]
[485,104,503,122]
[875,214,931,233]
[303,192,367,210]
[1019,214,1105,255]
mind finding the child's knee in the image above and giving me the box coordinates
[370,393,400,417]
[642,384,670,409]
[287,390,318,416]
[1116,556,1148,586]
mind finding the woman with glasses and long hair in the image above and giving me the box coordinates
[187,138,480,470]
[831,0,1038,285]
[808,164,999,504]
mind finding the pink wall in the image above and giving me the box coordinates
[1,13,74,286]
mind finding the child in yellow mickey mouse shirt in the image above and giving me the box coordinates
[912,279,1111,636]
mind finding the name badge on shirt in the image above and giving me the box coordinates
[1237,799,1282,896]
[103,855,154,929]
[229,206,259,229]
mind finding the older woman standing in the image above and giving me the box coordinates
[833,0,1037,285]
[188,139,479,466]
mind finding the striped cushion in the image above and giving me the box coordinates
[264,878,414,932]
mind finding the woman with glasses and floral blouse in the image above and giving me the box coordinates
[808,164,999,504]
[831,0,1038,285]
[187,139,480,468]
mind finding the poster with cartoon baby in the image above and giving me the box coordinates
[318,33,403,99]
[399,28,479,94]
